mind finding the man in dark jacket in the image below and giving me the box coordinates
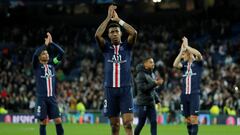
[134,57,163,135]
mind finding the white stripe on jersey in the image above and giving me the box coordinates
[45,64,52,97]
[185,62,192,94]
[185,73,188,94]
[49,69,53,96]
[113,45,120,88]
[189,69,191,94]
[113,62,116,87]
[117,62,120,87]
[44,65,49,97]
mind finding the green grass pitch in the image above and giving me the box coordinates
[0,123,239,135]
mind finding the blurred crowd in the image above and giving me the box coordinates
[0,17,240,116]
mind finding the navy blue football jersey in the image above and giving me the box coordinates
[181,60,202,94]
[32,43,64,97]
[102,41,132,87]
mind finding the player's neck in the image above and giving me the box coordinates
[144,67,152,72]
[188,58,193,64]
[112,41,121,45]
[113,44,120,46]
[40,60,48,65]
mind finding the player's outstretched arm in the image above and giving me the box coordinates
[111,10,137,46]
[51,42,64,64]
[182,37,203,61]
[45,32,65,64]
[95,5,116,50]
[173,44,184,69]
[32,32,52,68]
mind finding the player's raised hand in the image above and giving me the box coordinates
[111,10,120,22]
[107,5,117,19]
[45,32,53,46]
[180,44,186,52]
[182,36,188,48]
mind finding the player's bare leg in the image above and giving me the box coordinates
[190,115,198,125]
[109,117,120,135]
[40,118,48,125]
[54,117,64,135]
[122,113,133,135]
[54,117,62,124]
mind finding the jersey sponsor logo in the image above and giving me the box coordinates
[182,68,197,77]
[107,54,127,64]
[40,65,55,78]
[40,74,55,78]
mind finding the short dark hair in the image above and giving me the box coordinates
[107,22,121,31]
[37,47,48,57]
[143,56,153,64]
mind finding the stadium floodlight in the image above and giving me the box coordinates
[153,0,162,3]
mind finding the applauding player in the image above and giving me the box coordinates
[32,32,64,135]
[95,5,137,135]
[173,37,203,135]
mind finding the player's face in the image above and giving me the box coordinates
[39,50,49,62]
[144,58,155,70]
[108,27,122,45]
[182,50,190,61]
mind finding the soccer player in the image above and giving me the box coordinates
[32,32,64,135]
[95,5,137,135]
[134,57,163,135]
[173,37,203,135]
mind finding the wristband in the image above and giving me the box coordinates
[119,20,125,26]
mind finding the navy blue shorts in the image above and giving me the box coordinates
[180,93,200,117]
[103,86,133,117]
[35,97,61,120]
